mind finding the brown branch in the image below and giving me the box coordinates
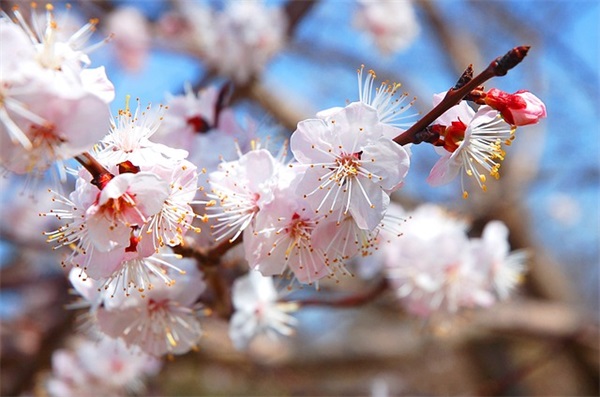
[74,152,113,189]
[288,278,389,308]
[172,236,242,268]
[473,340,565,396]
[393,46,530,146]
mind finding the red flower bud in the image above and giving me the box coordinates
[484,88,546,126]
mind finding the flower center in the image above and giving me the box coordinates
[334,152,362,182]
[441,120,467,153]
[186,115,211,133]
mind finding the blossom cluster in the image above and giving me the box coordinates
[159,0,288,84]
[0,3,548,383]
[380,204,527,317]
[0,5,114,180]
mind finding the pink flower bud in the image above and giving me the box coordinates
[485,88,547,126]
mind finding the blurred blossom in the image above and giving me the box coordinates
[545,193,582,226]
[176,0,288,83]
[46,335,162,397]
[104,7,151,72]
[155,84,248,171]
[383,204,526,316]
[353,0,420,55]
[229,270,298,350]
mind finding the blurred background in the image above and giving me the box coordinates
[1,0,598,395]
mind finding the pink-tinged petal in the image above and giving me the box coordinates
[291,118,333,164]
[287,252,330,284]
[82,247,128,279]
[434,92,476,126]
[361,137,410,191]
[295,166,340,214]
[85,209,132,251]
[127,172,170,217]
[80,67,115,104]
[349,181,388,230]
[0,19,36,74]
[239,149,276,192]
[426,152,461,186]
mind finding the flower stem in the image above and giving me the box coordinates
[393,46,530,146]
[74,152,114,190]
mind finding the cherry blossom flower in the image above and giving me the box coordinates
[204,148,285,243]
[46,162,199,292]
[94,257,206,357]
[84,171,169,252]
[244,188,332,284]
[97,99,187,168]
[229,270,298,350]
[103,6,150,72]
[484,88,547,126]
[353,0,420,55]
[470,220,527,300]
[383,205,525,316]
[154,84,245,171]
[46,335,161,397]
[291,102,410,231]
[180,0,287,84]
[426,93,514,198]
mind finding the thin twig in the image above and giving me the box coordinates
[287,278,389,308]
[393,46,530,146]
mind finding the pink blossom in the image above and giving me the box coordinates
[291,102,410,231]
[205,148,285,243]
[0,6,114,177]
[0,87,111,175]
[353,0,420,55]
[243,189,331,284]
[95,257,206,356]
[85,172,169,252]
[47,335,161,397]
[104,7,151,72]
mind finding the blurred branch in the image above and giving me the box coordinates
[172,236,242,268]
[289,278,389,308]
[284,0,317,37]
